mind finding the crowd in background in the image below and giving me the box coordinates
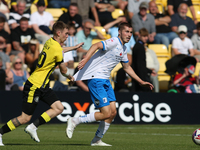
[0,0,200,93]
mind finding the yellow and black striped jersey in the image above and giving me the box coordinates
[28,38,63,88]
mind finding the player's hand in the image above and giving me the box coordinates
[75,42,84,49]
[78,58,88,70]
[67,75,74,82]
[139,81,154,90]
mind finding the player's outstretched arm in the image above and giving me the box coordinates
[59,62,74,81]
[122,62,154,90]
[78,42,104,70]
[62,42,84,53]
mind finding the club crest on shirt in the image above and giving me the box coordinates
[94,99,100,106]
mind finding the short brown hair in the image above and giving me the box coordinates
[52,21,68,35]
[0,17,5,23]
[20,17,29,22]
[69,2,78,7]
[118,22,132,31]
[139,28,149,36]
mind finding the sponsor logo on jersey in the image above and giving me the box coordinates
[34,96,39,103]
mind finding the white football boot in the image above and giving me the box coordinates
[91,140,112,146]
[0,134,4,146]
[66,117,76,139]
[24,123,40,142]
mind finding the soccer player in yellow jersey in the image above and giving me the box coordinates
[0,21,83,146]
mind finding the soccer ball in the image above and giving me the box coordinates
[192,128,200,145]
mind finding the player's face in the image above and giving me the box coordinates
[60,28,69,43]
[119,26,132,44]
[20,21,29,31]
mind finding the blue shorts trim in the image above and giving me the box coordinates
[101,41,105,50]
[88,79,116,109]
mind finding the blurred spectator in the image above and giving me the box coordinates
[191,22,200,61]
[58,3,82,32]
[76,19,105,61]
[128,0,150,19]
[173,64,198,93]
[73,53,89,92]
[11,17,35,54]
[169,3,196,38]
[48,0,70,9]
[25,38,39,68]
[132,2,156,43]
[131,28,156,92]
[172,25,198,60]
[6,55,29,91]
[0,36,10,72]
[0,57,6,90]
[149,1,178,48]
[167,0,198,24]
[0,12,10,34]
[94,0,115,26]
[110,0,128,11]
[10,0,34,14]
[0,0,9,19]
[63,22,78,62]
[145,47,159,92]
[8,0,32,29]
[115,61,132,92]
[30,0,54,44]
[0,16,11,55]
[71,0,101,26]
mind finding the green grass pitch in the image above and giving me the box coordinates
[1,124,200,150]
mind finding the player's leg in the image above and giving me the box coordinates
[91,101,117,145]
[0,80,38,145]
[91,81,117,146]
[25,88,63,142]
[66,79,112,139]
[0,112,32,146]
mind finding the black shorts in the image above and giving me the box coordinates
[22,80,59,115]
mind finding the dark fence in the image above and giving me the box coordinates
[0,91,199,124]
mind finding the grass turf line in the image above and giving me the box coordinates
[0,124,200,150]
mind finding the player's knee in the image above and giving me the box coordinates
[55,105,64,115]
[103,112,112,120]
[111,110,117,118]
[21,117,31,124]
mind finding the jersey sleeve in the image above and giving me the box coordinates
[55,49,64,64]
[122,46,129,63]
[101,38,118,51]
